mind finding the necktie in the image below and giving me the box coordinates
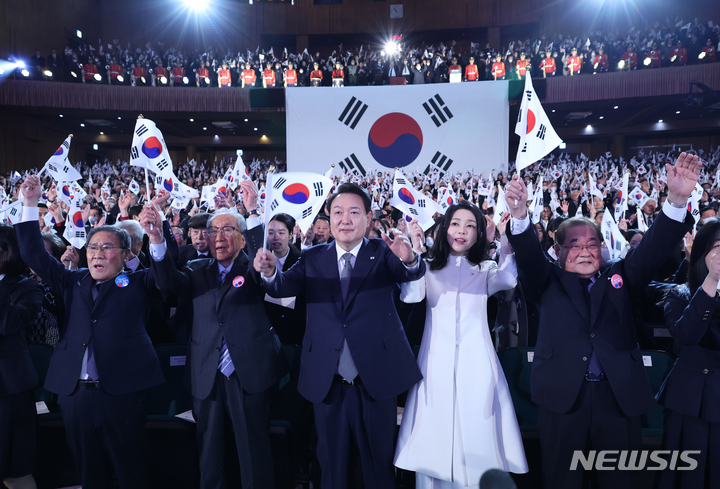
[338,253,358,382]
[86,283,101,380]
[217,269,235,378]
[580,278,604,379]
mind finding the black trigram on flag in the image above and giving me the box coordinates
[48,163,58,173]
[396,178,407,185]
[273,177,287,190]
[301,206,314,219]
[536,124,547,140]
[408,208,418,216]
[130,146,139,160]
[156,159,170,172]
[423,151,454,177]
[525,89,532,102]
[338,97,368,130]
[521,143,528,153]
[75,231,85,238]
[313,182,323,197]
[270,199,279,211]
[135,124,149,137]
[338,154,366,177]
[418,199,426,208]
[423,94,454,127]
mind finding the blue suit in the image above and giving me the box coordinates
[265,237,425,488]
[15,220,165,489]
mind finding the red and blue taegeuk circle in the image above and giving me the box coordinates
[398,187,415,205]
[282,183,310,204]
[615,190,623,205]
[368,113,423,168]
[142,137,163,159]
[62,185,72,197]
[163,178,173,192]
[218,186,227,197]
[53,146,64,156]
[447,196,453,205]
[73,211,83,227]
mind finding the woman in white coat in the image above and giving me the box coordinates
[394,201,528,488]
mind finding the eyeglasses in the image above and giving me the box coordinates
[561,243,601,253]
[207,226,237,237]
[87,244,123,254]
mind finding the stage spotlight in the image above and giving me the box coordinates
[76,30,82,38]
[618,59,625,69]
[183,0,207,11]
[93,73,101,81]
[643,57,651,66]
[71,71,77,78]
[116,75,124,83]
[699,52,706,60]
[384,41,399,55]
[183,76,189,84]
[93,144,98,150]
[44,70,53,77]
[159,75,167,84]
[15,60,25,69]
[204,78,210,84]
[21,69,29,77]
[141,76,146,84]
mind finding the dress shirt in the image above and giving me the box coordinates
[125,255,140,272]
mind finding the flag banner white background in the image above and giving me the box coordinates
[286,82,509,177]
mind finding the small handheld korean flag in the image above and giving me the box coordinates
[101,177,112,199]
[636,207,648,233]
[130,118,174,178]
[390,170,441,231]
[613,172,629,223]
[687,182,703,228]
[2,197,24,225]
[531,176,544,224]
[515,75,562,171]
[494,184,509,226]
[629,188,650,209]
[437,186,458,213]
[601,207,627,260]
[41,135,82,182]
[63,197,87,249]
[263,172,333,234]
[224,155,247,191]
[129,178,141,195]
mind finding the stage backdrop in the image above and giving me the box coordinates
[285,82,509,178]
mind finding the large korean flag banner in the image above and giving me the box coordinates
[286,83,509,177]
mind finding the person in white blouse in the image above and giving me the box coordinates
[395,201,528,488]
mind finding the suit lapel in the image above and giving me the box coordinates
[344,239,379,310]
[316,243,342,316]
[558,270,590,323]
[590,273,608,327]
[216,253,249,309]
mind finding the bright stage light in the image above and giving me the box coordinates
[44,70,53,77]
[182,0,207,11]
[71,71,77,78]
[15,60,25,69]
[183,76,189,84]
[21,69,29,77]
[699,52,706,60]
[93,73,101,81]
[159,76,167,84]
[116,75,124,83]
[384,41,399,55]
[76,30,83,38]
[618,59,625,69]
[93,144,98,150]
[643,57,651,66]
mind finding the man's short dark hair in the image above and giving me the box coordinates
[326,183,372,214]
[555,217,602,246]
[128,205,143,219]
[87,225,131,250]
[42,232,66,260]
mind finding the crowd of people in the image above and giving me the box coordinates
[8,16,718,88]
[1,144,720,489]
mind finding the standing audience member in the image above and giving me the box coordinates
[0,224,43,489]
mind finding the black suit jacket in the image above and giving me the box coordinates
[15,221,165,396]
[658,287,720,422]
[153,225,283,399]
[507,210,692,416]
[0,275,43,397]
[265,238,425,403]
[178,244,209,269]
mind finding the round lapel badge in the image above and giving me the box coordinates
[232,276,245,288]
[115,274,129,288]
[610,274,623,289]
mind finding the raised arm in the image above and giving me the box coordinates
[504,175,552,302]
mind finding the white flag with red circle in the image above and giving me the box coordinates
[514,75,562,171]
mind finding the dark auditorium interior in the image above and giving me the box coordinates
[1,0,719,488]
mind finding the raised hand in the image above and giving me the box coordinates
[666,152,701,205]
[139,205,164,244]
[151,189,172,211]
[20,175,42,206]
[497,211,511,236]
[47,202,64,224]
[47,185,57,202]
[239,180,258,211]
[504,175,528,219]
[382,228,416,263]
[253,249,278,277]
[486,216,497,243]
[61,246,80,270]
[560,200,569,216]
[408,220,425,252]
[118,191,132,217]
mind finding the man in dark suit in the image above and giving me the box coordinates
[178,212,211,268]
[504,152,700,489]
[144,181,283,489]
[254,183,425,489]
[16,175,166,489]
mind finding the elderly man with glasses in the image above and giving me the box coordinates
[143,180,283,489]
